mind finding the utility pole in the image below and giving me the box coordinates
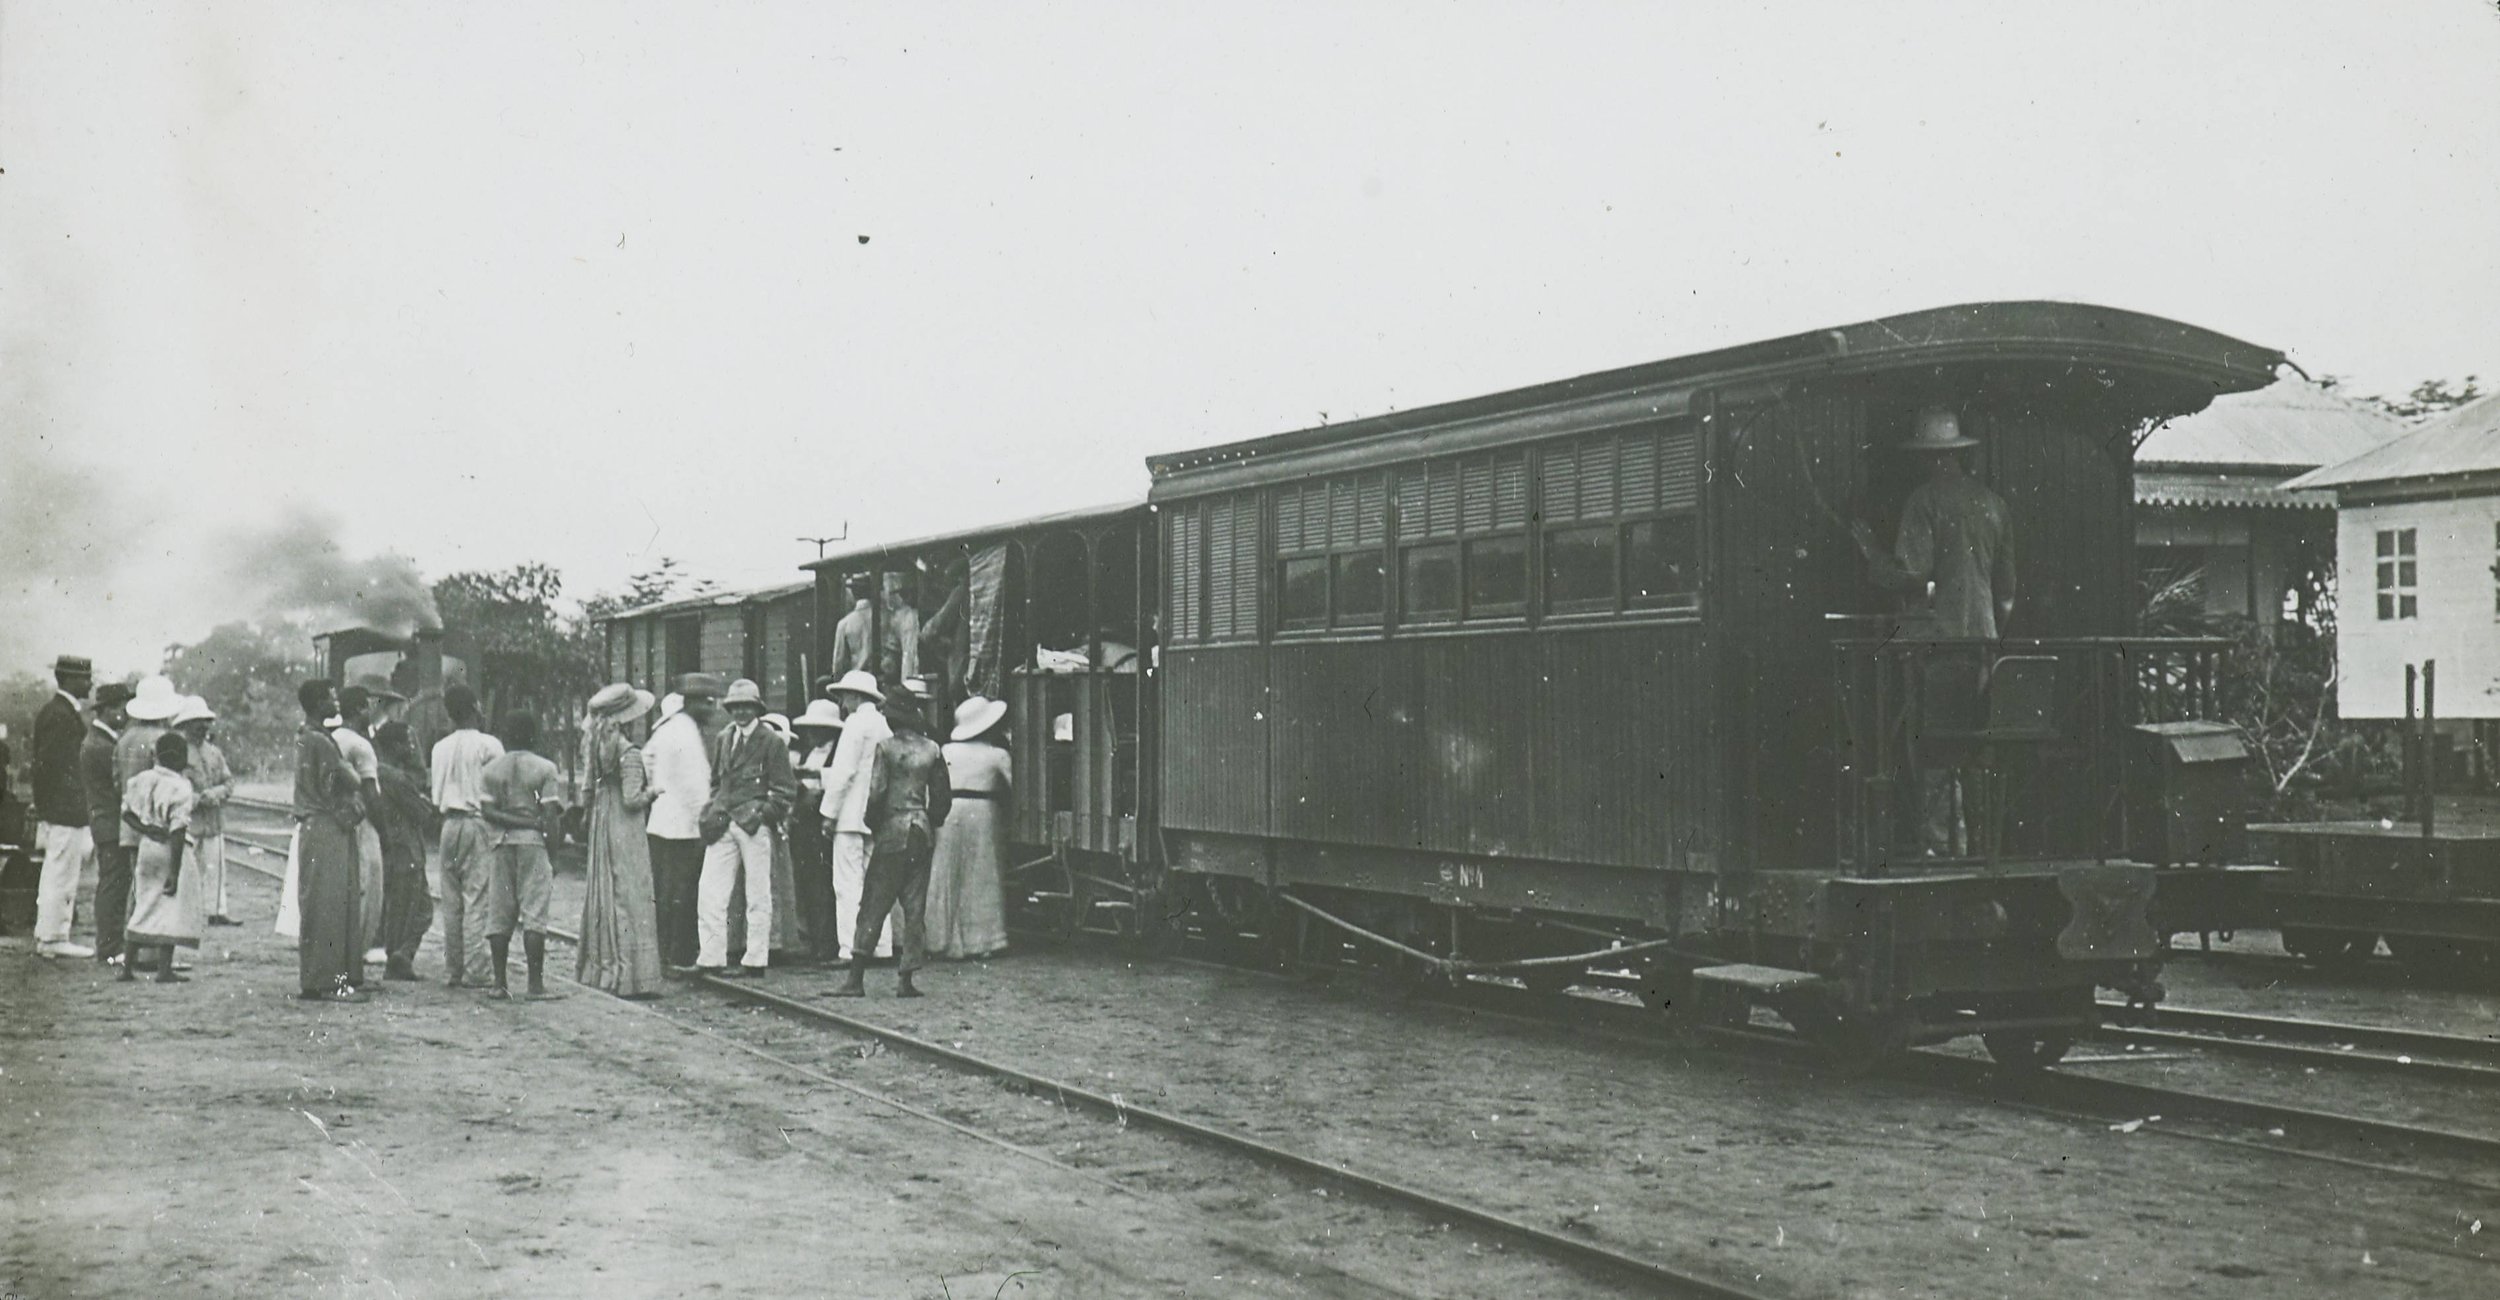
[797,525,850,560]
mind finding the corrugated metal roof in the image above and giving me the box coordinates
[2135,470,2334,511]
[596,578,811,626]
[2284,392,2500,491]
[800,498,1147,571]
[2135,380,2401,470]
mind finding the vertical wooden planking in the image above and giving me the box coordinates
[1159,646,1270,834]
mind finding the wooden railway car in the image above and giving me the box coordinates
[802,502,1159,939]
[596,581,815,714]
[1144,301,2283,1064]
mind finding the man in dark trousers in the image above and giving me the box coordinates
[31,656,98,959]
[832,680,951,999]
[80,681,135,963]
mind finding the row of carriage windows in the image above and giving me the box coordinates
[1168,424,1702,643]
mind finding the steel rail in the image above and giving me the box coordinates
[214,831,1781,1300]
[689,972,1779,1300]
[2103,1002,2500,1067]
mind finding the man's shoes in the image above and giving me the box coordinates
[384,964,419,982]
[35,941,95,960]
[208,915,244,927]
[481,986,511,1001]
[103,952,125,967]
[895,973,922,999]
[828,972,866,998]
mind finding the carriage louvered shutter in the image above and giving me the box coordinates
[1169,506,1203,643]
[1355,474,1386,545]
[1541,443,1578,522]
[1618,430,1661,516]
[1329,478,1358,549]
[1492,452,1527,530]
[1574,437,1616,520]
[1206,501,1236,640]
[1660,424,1700,512]
[1229,495,1260,636]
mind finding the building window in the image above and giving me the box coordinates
[2375,527,2417,620]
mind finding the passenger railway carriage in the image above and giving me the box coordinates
[789,301,2283,1064]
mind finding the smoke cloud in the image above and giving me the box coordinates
[220,508,443,639]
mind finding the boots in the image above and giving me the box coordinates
[895,970,921,999]
[830,962,866,998]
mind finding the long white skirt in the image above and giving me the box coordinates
[274,826,302,940]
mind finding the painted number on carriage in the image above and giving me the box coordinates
[1440,863,1487,891]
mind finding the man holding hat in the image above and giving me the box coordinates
[816,669,894,964]
[1852,405,2019,855]
[695,678,795,975]
[30,655,98,959]
[170,696,240,926]
[645,675,721,970]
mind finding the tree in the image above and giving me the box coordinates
[2318,374,2483,422]
[433,564,605,780]
[578,557,716,622]
[161,619,322,778]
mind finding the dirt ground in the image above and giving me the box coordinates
[0,865,1613,1300]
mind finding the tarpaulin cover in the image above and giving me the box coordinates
[964,544,1009,697]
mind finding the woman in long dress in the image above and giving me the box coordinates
[122,731,204,984]
[577,683,665,998]
[293,681,367,1002]
[926,695,1011,959]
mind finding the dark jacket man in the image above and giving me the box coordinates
[32,686,88,828]
[708,716,796,835]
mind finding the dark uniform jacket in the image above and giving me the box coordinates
[80,722,122,842]
[31,693,87,827]
[865,730,952,836]
[708,721,796,834]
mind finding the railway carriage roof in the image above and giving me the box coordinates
[799,498,1150,573]
[1145,300,2281,497]
[593,579,812,627]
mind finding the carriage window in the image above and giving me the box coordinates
[1279,557,1329,629]
[1465,535,1528,614]
[2375,527,2416,620]
[1333,551,1385,624]
[1544,524,1616,611]
[1402,543,1459,621]
[1625,515,1699,609]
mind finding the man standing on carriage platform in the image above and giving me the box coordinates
[1852,406,2017,855]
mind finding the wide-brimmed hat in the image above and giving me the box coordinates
[721,678,766,709]
[796,698,846,731]
[587,682,656,722]
[678,672,726,699]
[93,681,136,709]
[126,674,182,721]
[760,712,792,738]
[657,692,685,721]
[170,695,217,726]
[1900,406,1978,452]
[899,676,934,701]
[828,669,883,702]
[52,654,92,677]
[350,673,407,703]
[951,695,1008,742]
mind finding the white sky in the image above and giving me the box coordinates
[5,1,2498,673]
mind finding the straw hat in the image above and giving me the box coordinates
[52,654,92,677]
[678,672,726,699]
[760,712,793,738]
[657,692,686,722]
[828,669,883,703]
[93,681,136,709]
[170,695,218,727]
[721,678,766,709]
[951,695,1008,743]
[796,698,847,731]
[1900,406,1977,452]
[587,682,657,722]
[126,674,182,722]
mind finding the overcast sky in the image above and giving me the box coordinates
[5,1,2498,674]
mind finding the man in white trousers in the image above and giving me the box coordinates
[29,657,103,960]
[817,670,893,962]
[695,679,794,975]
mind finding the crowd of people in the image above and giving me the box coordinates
[21,650,1016,1006]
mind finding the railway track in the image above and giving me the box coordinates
[212,822,1779,1300]
[223,802,2500,1189]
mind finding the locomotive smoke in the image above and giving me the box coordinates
[221,507,444,639]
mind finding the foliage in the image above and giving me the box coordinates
[578,557,716,622]
[2136,566,2346,819]
[161,618,323,778]
[2317,374,2483,422]
[433,564,604,774]
[0,669,56,801]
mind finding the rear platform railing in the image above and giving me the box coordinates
[1834,636,2227,876]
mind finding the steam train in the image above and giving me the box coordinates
[756,300,2283,1066]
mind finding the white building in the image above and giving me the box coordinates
[2285,393,2500,722]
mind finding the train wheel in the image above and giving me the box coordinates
[1982,1032,2074,1072]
